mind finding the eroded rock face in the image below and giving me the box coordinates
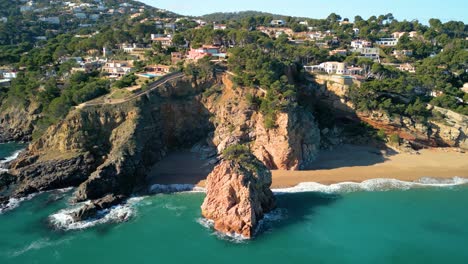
[201,158,275,238]
[0,101,41,143]
[204,75,320,170]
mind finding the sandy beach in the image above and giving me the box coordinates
[147,145,468,188]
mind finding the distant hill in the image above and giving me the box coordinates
[201,10,303,22]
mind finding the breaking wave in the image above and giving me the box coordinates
[0,193,39,214]
[0,149,24,171]
[196,218,248,243]
[272,177,468,194]
[49,197,143,230]
[9,238,71,257]
[149,184,206,194]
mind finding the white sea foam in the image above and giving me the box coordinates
[196,217,248,243]
[272,177,468,194]
[149,184,206,194]
[9,238,71,257]
[0,193,39,214]
[49,197,142,230]
[0,149,24,171]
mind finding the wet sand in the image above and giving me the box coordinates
[147,145,468,188]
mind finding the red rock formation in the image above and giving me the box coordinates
[201,158,275,238]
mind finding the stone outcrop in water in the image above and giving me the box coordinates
[201,156,275,238]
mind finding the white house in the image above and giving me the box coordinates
[2,72,17,79]
[353,47,380,61]
[351,40,372,49]
[376,38,398,46]
[352,28,360,35]
[271,19,286,26]
[213,23,227,30]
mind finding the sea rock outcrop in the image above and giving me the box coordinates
[201,157,275,238]
[71,194,126,221]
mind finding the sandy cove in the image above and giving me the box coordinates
[147,145,468,188]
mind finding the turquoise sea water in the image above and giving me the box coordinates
[1,144,468,264]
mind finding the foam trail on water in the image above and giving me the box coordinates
[273,177,468,194]
[149,184,206,194]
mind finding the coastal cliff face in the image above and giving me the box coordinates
[201,158,275,238]
[312,74,468,150]
[3,73,323,236]
[204,75,320,170]
[0,101,41,143]
[9,76,214,201]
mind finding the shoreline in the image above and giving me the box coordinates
[182,146,468,189]
[270,147,468,188]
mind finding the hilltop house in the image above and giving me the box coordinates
[187,45,224,61]
[353,47,380,61]
[305,62,363,75]
[392,49,413,58]
[213,23,227,30]
[376,38,398,46]
[398,63,416,73]
[270,20,286,26]
[102,60,134,78]
[351,40,372,49]
[151,34,173,47]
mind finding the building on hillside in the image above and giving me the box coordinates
[352,28,360,35]
[151,35,173,47]
[305,62,363,76]
[329,49,348,56]
[171,52,184,64]
[187,45,225,61]
[102,60,134,78]
[392,31,418,39]
[353,47,380,61]
[270,19,286,26]
[398,63,416,73]
[213,23,227,30]
[351,40,372,49]
[376,38,398,46]
[2,71,17,79]
[39,16,60,24]
[392,49,413,58]
[461,83,468,93]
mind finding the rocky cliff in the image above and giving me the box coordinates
[204,75,320,170]
[311,74,468,150]
[2,72,323,237]
[0,101,41,143]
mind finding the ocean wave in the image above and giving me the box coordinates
[149,184,206,194]
[49,197,142,231]
[196,218,248,243]
[0,193,39,214]
[272,177,468,194]
[0,149,24,169]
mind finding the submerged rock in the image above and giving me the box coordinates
[201,156,275,238]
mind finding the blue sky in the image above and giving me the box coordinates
[140,0,467,24]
